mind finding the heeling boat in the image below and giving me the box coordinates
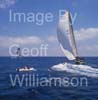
[50,11,98,78]
[57,10,84,64]
[51,10,86,71]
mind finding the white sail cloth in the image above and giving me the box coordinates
[57,11,78,60]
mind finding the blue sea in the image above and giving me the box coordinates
[0,57,98,100]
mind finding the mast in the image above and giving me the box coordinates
[68,11,78,58]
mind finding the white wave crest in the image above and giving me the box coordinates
[51,63,98,78]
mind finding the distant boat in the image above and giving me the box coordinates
[16,66,36,72]
[11,47,22,59]
[16,47,21,57]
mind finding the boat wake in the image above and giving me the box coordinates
[51,63,98,78]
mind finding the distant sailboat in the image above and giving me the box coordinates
[10,47,21,59]
[16,47,21,57]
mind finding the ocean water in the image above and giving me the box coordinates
[0,57,98,100]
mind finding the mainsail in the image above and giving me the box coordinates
[57,11,78,60]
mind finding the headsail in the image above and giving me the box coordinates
[57,11,78,60]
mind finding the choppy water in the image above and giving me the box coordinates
[0,57,98,100]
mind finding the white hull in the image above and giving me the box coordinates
[16,67,36,72]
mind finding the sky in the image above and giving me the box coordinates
[0,0,98,56]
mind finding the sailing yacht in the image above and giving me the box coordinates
[50,11,98,77]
